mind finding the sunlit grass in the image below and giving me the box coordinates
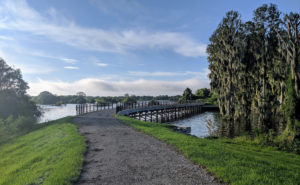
[117,115,300,185]
[0,117,86,185]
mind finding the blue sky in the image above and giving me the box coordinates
[0,0,299,96]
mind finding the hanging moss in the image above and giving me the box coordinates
[284,73,296,128]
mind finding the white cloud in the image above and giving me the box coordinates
[0,35,14,40]
[20,65,55,74]
[128,69,210,80]
[0,40,78,65]
[95,63,108,67]
[129,71,183,77]
[60,58,77,64]
[0,0,207,57]
[28,77,210,96]
[0,48,56,75]
[64,66,79,70]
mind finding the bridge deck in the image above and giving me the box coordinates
[117,103,203,116]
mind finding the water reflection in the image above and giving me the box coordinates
[172,111,220,138]
[38,104,77,123]
[172,111,249,138]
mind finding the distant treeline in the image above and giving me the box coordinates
[31,91,182,105]
[31,88,217,106]
[207,4,300,152]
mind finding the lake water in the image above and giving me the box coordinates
[172,111,220,138]
[38,104,77,123]
[38,104,222,138]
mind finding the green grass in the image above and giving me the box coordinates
[0,117,86,185]
[117,115,300,185]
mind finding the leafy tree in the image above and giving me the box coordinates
[181,88,194,101]
[207,11,245,122]
[76,92,86,97]
[71,96,87,104]
[0,58,28,95]
[207,4,300,151]
[195,88,210,99]
[122,96,137,104]
[35,91,58,105]
[0,58,40,120]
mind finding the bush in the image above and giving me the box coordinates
[0,116,36,144]
[205,93,218,105]
[122,96,137,104]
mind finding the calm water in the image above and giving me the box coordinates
[38,104,77,123]
[172,111,220,138]
[38,105,222,138]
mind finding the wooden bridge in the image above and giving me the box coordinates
[118,103,218,123]
[76,101,218,123]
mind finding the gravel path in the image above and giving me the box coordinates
[73,110,220,185]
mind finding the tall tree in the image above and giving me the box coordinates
[207,4,299,143]
[181,88,194,101]
[0,58,40,119]
[207,11,245,123]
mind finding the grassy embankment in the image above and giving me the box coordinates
[117,115,300,185]
[0,117,86,185]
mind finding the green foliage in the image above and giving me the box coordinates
[0,58,28,95]
[71,96,87,104]
[0,90,40,119]
[0,59,40,120]
[0,121,86,185]
[0,116,36,144]
[205,93,218,105]
[207,4,300,143]
[32,94,181,105]
[122,96,137,104]
[284,74,296,127]
[179,88,195,102]
[117,116,300,185]
[95,98,106,104]
[0,58,40,142]
[195,88,210,99]
[34,91,58,105]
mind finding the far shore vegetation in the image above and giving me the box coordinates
[30,88,217,106]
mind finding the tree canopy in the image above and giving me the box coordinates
[207,4,300,151]
[0,58,40,119]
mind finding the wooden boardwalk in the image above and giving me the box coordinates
[118,103,218,123]
[76,101,218,123]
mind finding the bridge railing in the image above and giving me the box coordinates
[115,100,199,113]
[76,103,115,115]
[76,100,201,115]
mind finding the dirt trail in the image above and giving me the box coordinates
[73,110,220,185]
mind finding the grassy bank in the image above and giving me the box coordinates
[0,117,86,185]
[117,115,300,185]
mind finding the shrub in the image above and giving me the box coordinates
[0,116,36,144]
